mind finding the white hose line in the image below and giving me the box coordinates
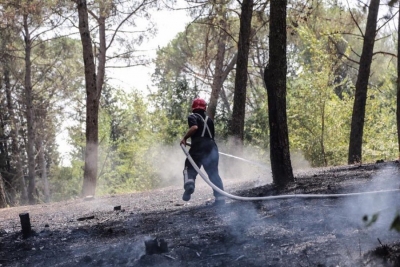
[218,151,270,170]
[180,144,400,201]
[187,142,269,169]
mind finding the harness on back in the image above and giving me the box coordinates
[193,113,213,139]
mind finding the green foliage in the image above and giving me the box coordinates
[148,78,200,144]
[49,162,83,202]
[152,12,240,101]
[390,214,400,232]
[50,87,161,199]
[363,212,400,233]
[95,88,163,195]
[362,68,398,162]
[244,85,270,149]
[286,6,398,166]
[363,213,380,227]
[287,24,353,167]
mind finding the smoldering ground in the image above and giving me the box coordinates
[0,162,399,266]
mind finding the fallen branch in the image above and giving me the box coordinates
[235,255,245,261]
[163,254,175,260]
[280,243,294,247]
[77,216,95,221]
[210,253,228,257]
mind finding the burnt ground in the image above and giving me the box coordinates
[0,161,400,267]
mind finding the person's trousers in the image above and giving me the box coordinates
[184,139,224,198]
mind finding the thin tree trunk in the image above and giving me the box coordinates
[321,101,327,166]
[397,4,400,161]
[96,16,106,95]
[37,135,49,202]
[208,54,238,120]
[348,0,380,164]
[0,173,6,208]
[23,13,36,205]
[229,0,254,143]
[76,0,99,197]
[220,87,232,115]
[208,4,228,120]
[264,0,294,187]
[208,34,227,119]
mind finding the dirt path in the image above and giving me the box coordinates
[0,162,399,266]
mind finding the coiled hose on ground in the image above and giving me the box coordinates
[180,144,400,201]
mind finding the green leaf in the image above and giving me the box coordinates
[390,214,400,232]
[363,213,379,227]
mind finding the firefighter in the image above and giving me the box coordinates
[180,98,225,205]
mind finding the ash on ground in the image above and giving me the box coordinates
[0,161,399,266]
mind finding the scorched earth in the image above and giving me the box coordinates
[0,161,399,267]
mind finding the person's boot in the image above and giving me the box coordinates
[206,196,225,206]
[212,196,225,206]
[182,181,195,201]
[182,167,195,201]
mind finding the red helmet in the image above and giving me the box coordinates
[191,98,207,111]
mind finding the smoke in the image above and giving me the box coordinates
[217,139,311,186]
[218,201,261,241]
[217,140,271,186]
[147,140,274,191]
[290,150,311,171]
[342,164,400,231]
[148,139,312,191]
[148,144,187,188]
[71,236,151,266]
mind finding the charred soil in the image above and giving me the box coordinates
[1,162,400,267]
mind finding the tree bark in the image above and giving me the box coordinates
[208,3,228,120]
[0,173,6,208]
[397,4,400,161]
[23,13,37,205]
[76,0,99,197]
[96,15,106,95]
[208,35,227,120]
[264,0,294,187]
[229,0,254,143]
[37,136,49,202]
[348,0,380,164]
[220,86,232,115]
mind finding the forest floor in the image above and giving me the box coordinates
[0,161,400,267]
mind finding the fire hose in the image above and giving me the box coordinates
[180,143,400,201]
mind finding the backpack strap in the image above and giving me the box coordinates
[194,113,213,138]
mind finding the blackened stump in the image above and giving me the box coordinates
[145,238,168,255]
[19,213,31,238]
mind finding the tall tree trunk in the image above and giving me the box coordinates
[397,3,400,161]
[76,0,99,197]
[0,173,6,208]
[37,135,49,202]
[208,53,238,120]
[321,101,327,166]
[23,13,36,205]
[5,68,28,204]
[348,0,380,164]
[229,0,254,143]
[208,3,228,120]
[264,0,294,187]
[220,86,232,115]
[96,15,106,94]
[208,32,227,120]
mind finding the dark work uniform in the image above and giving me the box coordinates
[184,110,224,198]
